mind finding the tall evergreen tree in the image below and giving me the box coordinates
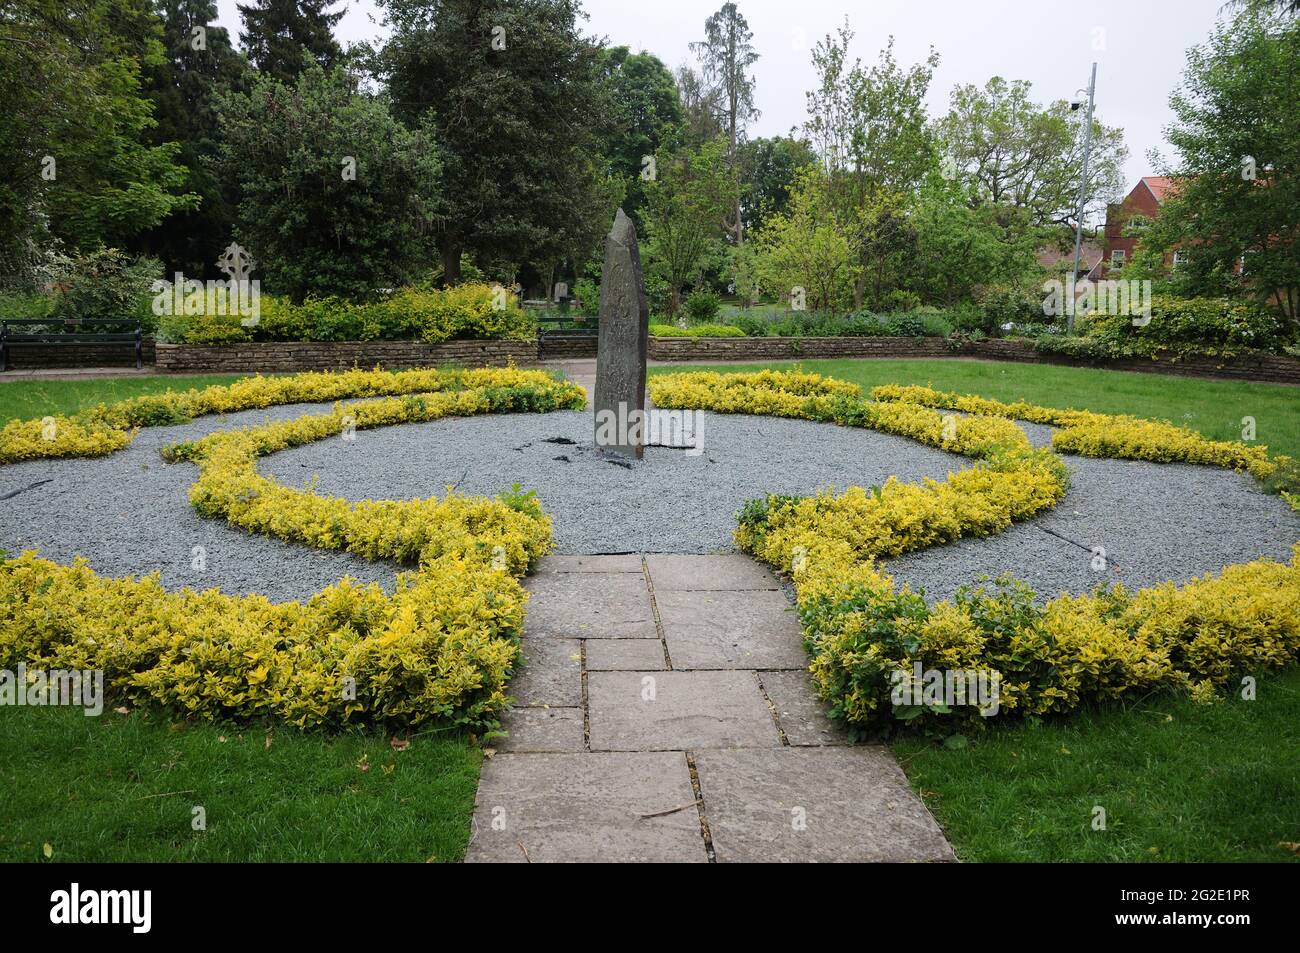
[237,0,344,83]
[675,65,724,148]
[378,0,608,283]
[141,0,251,274]
[596,46,684,225]
[689,2,759,244]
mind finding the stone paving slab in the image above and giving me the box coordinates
[467,547,955,862]
[646,554,782,591]
[466,752,706,863]
[536,554,645,574]
[656,589,807,670]
[587,671,781,751]
[497,707,585,753]
[523,571,657,639]
[585,639,668,671]
[693,747,956,863]
[761,670,850,746]
[510,636,582,707]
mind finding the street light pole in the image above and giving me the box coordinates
[1068,62,1097,336]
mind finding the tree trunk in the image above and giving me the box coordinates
[440,243,462,285]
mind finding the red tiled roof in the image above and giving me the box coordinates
[1142,176,1178,203]
[1038,240,1103,271]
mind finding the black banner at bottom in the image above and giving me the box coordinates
[0,861,1286,939]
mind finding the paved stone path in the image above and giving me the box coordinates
[465,553,955,863]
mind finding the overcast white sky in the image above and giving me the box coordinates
[213,0,1232,194]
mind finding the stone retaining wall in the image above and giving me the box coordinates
[0,339,156,370]
[646,335,1300,385]
[539,334,598,360]
[155,339,538,373]
[34,335,1297,386]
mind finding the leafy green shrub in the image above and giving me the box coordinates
[684,289,722,323]
[157,312,250,345]
[644,274,671,317]
[1037,294,1290,360]
[159,283,537,345]
[0,290,56,321]
[978,284,1046,327]
[872,289,921,312]
[883,313,928,337]
[648,323,746,338]
[574,277,599,317]
[951,302,998,335]
[719,308,958,339]
[39,247,160,329]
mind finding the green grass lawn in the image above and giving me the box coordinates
[651,357,1300,460]
[893,668,1300,862]
[1,370,489,863]
[658,356,1300,861]
[0,706,480,862]
[3,359,1298,862]
[0,374,250,424]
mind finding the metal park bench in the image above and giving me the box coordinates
[0,318,144,372]
[535,312,598,359]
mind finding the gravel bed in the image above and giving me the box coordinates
[0,402,397,602]
[3,403,1297,605]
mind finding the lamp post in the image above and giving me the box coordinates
[1068,62,1097,336]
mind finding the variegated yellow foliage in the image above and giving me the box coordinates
[0,369,586,731]
[659,370,1300,737]
[870,383,1283,480]
[4,366,1297,737]
[0,365,574,464]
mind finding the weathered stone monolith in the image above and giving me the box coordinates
[594,208,649,459]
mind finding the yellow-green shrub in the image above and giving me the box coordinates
[174,391,570,574]
[0,417,134,463]
[0,552,523,730]
[0,365,578,464]
[0,370,585,731]
[661,370,1300,737]
[871,383,1284,481]
[157,284,537,345]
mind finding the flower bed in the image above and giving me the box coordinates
[650,370,1300,738]
[0,367,586,731]
[6,365,1298,738]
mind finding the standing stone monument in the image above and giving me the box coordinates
[594,208,649,459]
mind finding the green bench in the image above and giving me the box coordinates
[1,318,144,372]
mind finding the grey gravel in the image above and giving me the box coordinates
[0,402,398,601]
[2,402,1297,605]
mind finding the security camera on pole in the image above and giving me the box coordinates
[1068,62,1097,337]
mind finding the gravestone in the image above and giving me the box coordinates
[594,208,649,459]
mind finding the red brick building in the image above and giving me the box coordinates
[1100,176,1181,277]
[1037,238,1103,280]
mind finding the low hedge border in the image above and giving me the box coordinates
[6,366,1298,739]
[0,365,560,464]
[650,370,1300,740]
[0,368,586,732]
[870,384,1299,504]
